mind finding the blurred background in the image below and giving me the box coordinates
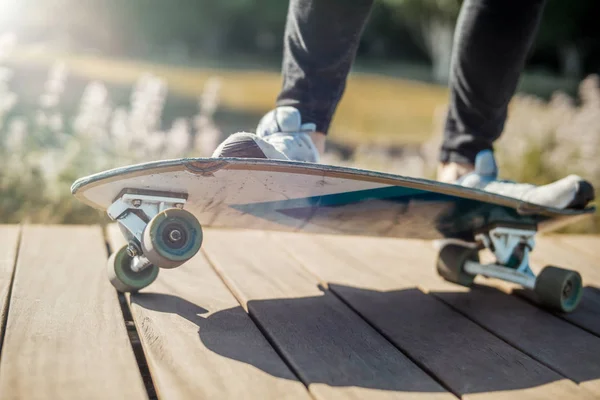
[0,0,598,231]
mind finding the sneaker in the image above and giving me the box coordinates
[212,106,320,163]
[454,150,595,210]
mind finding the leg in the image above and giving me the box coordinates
[213,0,373,162]
[436,0,594,209]
[440,0,546,168]
[276,0,374,135]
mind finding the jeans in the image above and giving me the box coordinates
[275,0,547,165]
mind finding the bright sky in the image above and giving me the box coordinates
[0,0,23,28]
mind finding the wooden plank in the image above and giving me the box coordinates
[553,235,600,259]
[435,236,600,391]
[443,236,600,337]
[201,229,454,400]
[429,285,600,394]
[0,226,20,349]
[0,225,148,400]
[272,232,595,399]
[555,287,600,336]
[356,236,600,395]
[341,236,600,394]
[398,238,600,393]
[532,237,600,282]
[107,225,311,400]
[527,236,600,336]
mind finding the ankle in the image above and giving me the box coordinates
[437,162,474,183]
[309,131,326,155]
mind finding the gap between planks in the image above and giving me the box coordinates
[102,225,600,400]
[201,228,455,400]
[106,224,312,400]
[101,225,158,400]
[0,226,21,363]
[475,235,600,337]
[0,225,148,400]
[267,230,599,399]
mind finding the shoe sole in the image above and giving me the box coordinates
[213,136,268,159]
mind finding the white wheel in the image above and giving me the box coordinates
[107,245,159,292]
[141,208,203,269]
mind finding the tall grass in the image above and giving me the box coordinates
[0,35,598,231]
[323,76,600,233]
[423,76,600,232]
[0,39,222,223]
[496,77,600,232]
[11,47,449,146]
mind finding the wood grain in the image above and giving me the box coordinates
[472,236,600,337]
[272,232,595,399]
[437,236,600,338]
[201,229,453,400]
[406,238,600,394]
[0,225,147,400]
[0,226,20,349]
[529,236,600,337]
[532,237,600,283]
[107,224,310,400]
[553,235,600,259]
[365,236,600,395]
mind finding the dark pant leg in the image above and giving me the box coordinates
[276,0,374,133]
[440,0,547,165]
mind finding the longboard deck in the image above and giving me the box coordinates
[71,157,595,240]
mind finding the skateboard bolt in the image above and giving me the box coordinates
[132,199,142,208]
[175,203,184,209]
[168,229,182,242]
[126,243,140,257]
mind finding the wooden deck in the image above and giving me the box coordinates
[0,225,599,399]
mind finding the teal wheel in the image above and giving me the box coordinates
[107,245,159,292]
[142,208,203,269]
[534,266,583,313]
[436,243,478,287]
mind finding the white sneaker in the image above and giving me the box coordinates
[457,150,594,209]
[212,106,320,163]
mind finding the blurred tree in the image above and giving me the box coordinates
[360,2,427,61]
[6,0,600,80]
[381,0,462,83]
[225,0,289,55]
[115,0,254,57]
[382,0,599,81]
[535,0,593,78]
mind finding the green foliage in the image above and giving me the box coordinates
[494,79,600,232]
[6,0,600,77]
[0,56,598,233]
[381,0,462,21]
[536,0,592,48]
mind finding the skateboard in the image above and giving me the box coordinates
[71,157,595,313]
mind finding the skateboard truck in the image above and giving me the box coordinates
[106,192,203,293]
[436,225,583,313]
[467,227,537,289]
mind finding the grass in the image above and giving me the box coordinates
[1,46,597,232]
[9,47,449,147]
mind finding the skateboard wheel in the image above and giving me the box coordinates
[142,208,203,269]
[436,244,478,287]
[107,245,159,292]
[534,266,583,313]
